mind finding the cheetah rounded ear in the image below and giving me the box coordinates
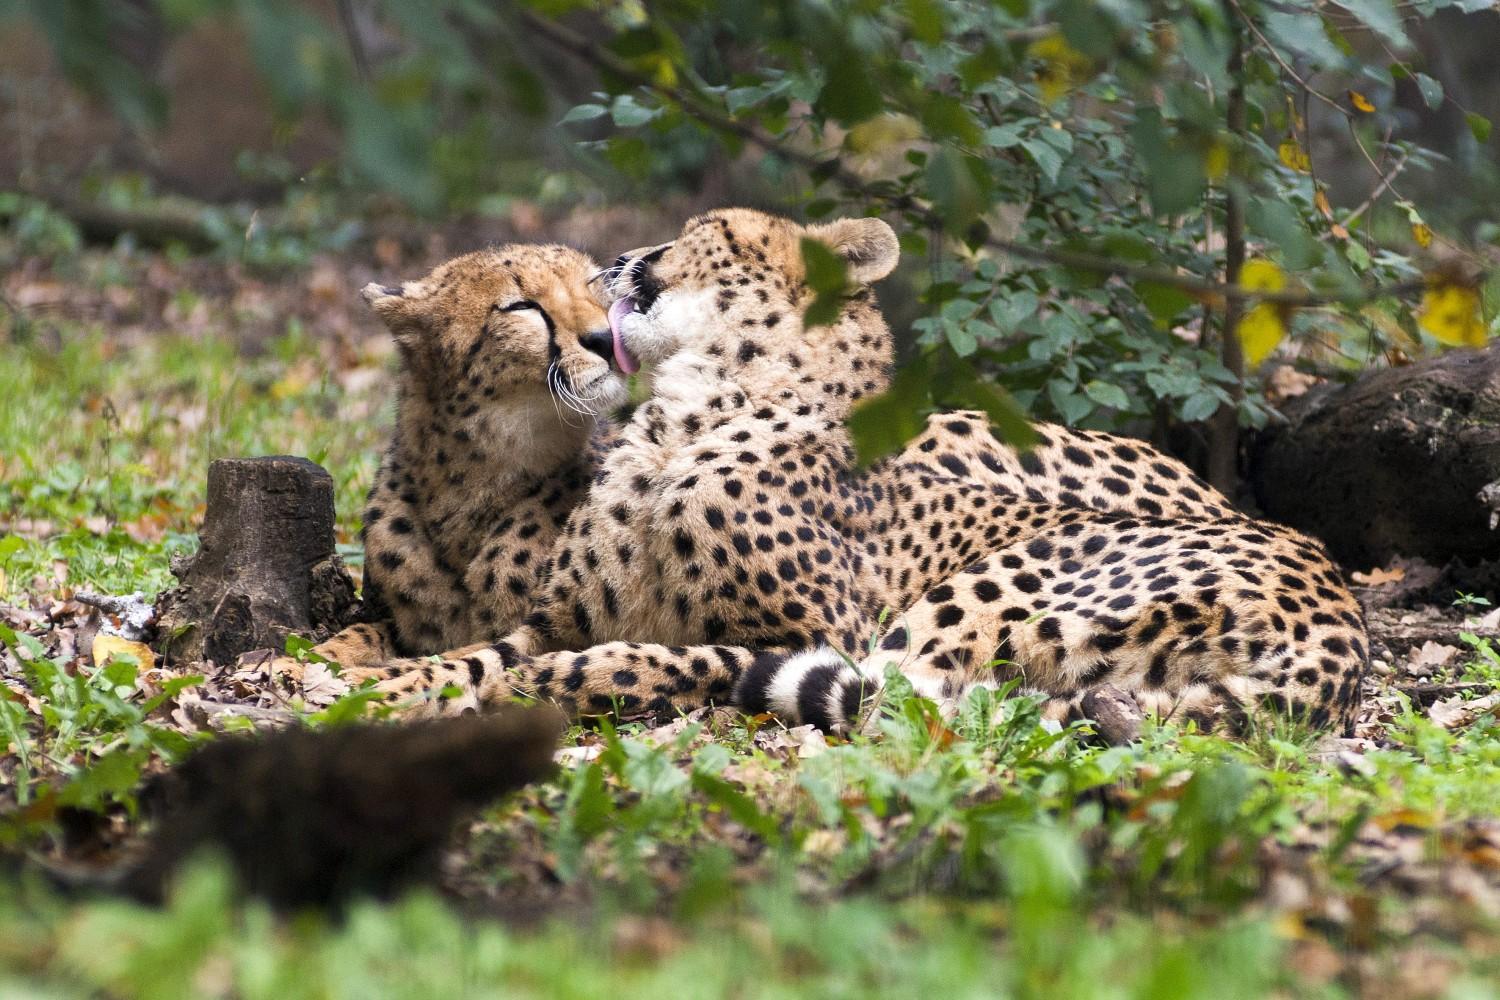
[805,217,900,284]
[361,281,407,316]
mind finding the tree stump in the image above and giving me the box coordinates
[154,456,361,664]
[1251,346,1500,568]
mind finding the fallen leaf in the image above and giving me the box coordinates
[91,634,155,671]
[1265,365,1317,403]
[1429,693,1500,730]
[1410,641,1460,671]
[300,661,350,707]
[1351,566,1406,586]
[555,744,604,766]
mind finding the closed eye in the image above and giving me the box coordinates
[494,298,555,334]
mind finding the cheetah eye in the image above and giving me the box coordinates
[494,298,555,334]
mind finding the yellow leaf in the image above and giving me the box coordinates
[846,113,922,153]
[1240,258,1287,294]
[1348,90,1375,113]
[1418,283,1486,347]
[1203,141,1229,181]
[1278,137,1311,173]
[1237,303,1286,366]
[1027,34,1093,103]
[1313,188,1333,219]
[92,634,156,671]
[1411,222,1433,248]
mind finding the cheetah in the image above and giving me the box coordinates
[302,245,627,669]
[354,209,1368,736]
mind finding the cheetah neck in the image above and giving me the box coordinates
[393,382,598,500]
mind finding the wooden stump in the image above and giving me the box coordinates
[1080,685,1144,746]
[1251,346,1500,568]
[154,456,361,664]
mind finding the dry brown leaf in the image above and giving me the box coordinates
[1410,641,1460,672]
[1429,693,1500,731]
[300,661,350,707]
[1264,365,1318,403]
[1352,566,1406,586]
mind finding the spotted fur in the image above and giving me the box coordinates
[301,245,626,669]
[348,209,1367,736]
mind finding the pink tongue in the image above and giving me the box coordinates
[607,297,641,375]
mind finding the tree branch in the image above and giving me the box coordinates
[519,9,1442,309]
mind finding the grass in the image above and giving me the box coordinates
[3,279,1500,996]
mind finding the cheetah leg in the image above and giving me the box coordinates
[309,622,402,668]
[353,639,762,720]
[362,490,473,654]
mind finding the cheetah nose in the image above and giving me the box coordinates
[581,329,615,364]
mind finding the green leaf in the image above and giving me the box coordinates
[989,290,1040,330]
[1129,109,1205,216]
[1022,137,1063,183]
[1180,390,1222,423]
[903,0,945,44]
[57,748,150,810]
[1138,282,1195,328]
[1083,380,1130,410]
[847,352,935,467]
[924,147,989,233]
[1414,72,1444,111]
[1048,381,1094,424]
[800,237,849,328]
[559,103,607,125]
[945,320,979,357]
[1246,198,1322,271]
[1261,11,1344,68]
[1333,0,1407,48]
[1467,113,1493,144]
[984,124,1025,148]
[943,357,1037,449]
[692,772,781,842]
[609,95,658,128]
[818,50,883,125]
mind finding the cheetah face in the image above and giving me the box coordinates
[362,245,628,418]
[603,209,899,382]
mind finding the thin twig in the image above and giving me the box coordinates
[1342,150,1409,227]
[518,10,1445,308]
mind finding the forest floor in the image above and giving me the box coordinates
[3,236,1500,998]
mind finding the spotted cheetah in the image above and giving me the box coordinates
[302,245,627,669]
[353,209,1367,736]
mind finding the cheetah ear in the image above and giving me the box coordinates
[805,217,900,284]
[361,281,407,317]
[361,281,430,352]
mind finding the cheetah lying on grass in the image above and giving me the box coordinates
[340,209,1367,736]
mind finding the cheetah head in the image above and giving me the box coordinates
[604,209,899,406]
[362,245,628,420]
